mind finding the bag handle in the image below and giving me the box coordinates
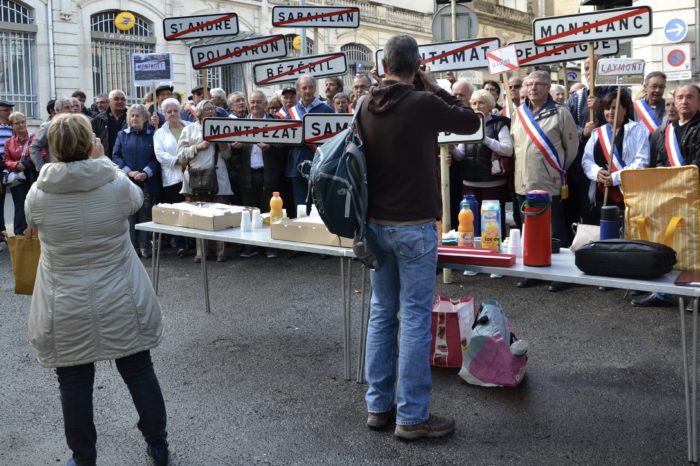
[634,216,649,241]
[662,216,683,248]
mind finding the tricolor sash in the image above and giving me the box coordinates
[665,124,686,167]
[516,103,568,197]
[275,108,288,119]
[596,124,626,172]
[633,99,661,134]
[287,104,304,121]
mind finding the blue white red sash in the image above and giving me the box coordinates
[516,103,566,186]
[633,99,660,134]
[596,124,626,172]
[275,108,288,119]
[287,104,304,121]
[665,124,685,167]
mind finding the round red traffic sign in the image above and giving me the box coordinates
[667,49,686,67]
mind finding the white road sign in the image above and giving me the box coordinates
[302,114,353,144]
[190,35,287,70]
[376,38,501,76]
[595,58,645,86]
[511,39,619,67]
[663,43,692,81]
[437,113,484,144]
[203,118,303,145]
[486,45,519,75]
[532,6,652,46]
[254,53,348,86]
[272,6,360,28]
[163,13,239,41]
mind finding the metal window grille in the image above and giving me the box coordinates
[340,43,373,90]
[91,11,154,106]
[0,0,37,118]
[284,34,314,57]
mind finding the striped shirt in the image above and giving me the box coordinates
[0,123,12,159]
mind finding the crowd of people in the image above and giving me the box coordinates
[2,33,700,462]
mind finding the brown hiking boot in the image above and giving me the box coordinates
[366,407,396,430]
[394,414,455,440]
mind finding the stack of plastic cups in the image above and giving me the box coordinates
[240,210,252,232]
[507,228,522,259]
[251,210,262,229]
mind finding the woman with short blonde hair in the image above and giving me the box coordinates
[25,112,169,466]
[3,110,35,233]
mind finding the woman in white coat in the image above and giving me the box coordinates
[25,114,169,466]
[582,91,649,224]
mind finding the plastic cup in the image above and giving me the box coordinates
[508,229,522,257]
[310,205,319,217]
[296,205,308,218]
[251,209,262,229]
[240,210,252,232]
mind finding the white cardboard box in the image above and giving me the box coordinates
[270,216,352,248]
[152,202,247,231]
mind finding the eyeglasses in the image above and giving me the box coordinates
[526,82,549,88]
[509,84,522,89]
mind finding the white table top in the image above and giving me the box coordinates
[441,249,700,298]
[136,221,354,257]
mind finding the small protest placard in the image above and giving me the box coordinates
[272,6,360,28]
[203,118,303,145]
[595,58,645,86]
[302,114,353,144]
[190,35,287,70]
[486,45,519,75]
[132,53,173,86]
[437,113,485,144]
[163,13,238,41]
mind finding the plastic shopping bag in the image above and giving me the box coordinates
[430,296,476,368]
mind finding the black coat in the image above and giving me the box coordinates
[459,116,510,183]
[651,111,700,168]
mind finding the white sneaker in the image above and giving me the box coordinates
[490,273,503,279]
[463,270,478,276]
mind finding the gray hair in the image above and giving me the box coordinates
[108,89,125,101]
[333,92,350,102]
[644,71,667,85]
[550,84,565,94]
[249,90,267,103]
[227,91,246,107]
[195,99,213,119]
[526,70,552,85]
[127,104,149,125]
[209,88,226,102]
[54,97,72,112]
[161,97,181,113]
[296,74,317,91]
[353,73,372,87]
[384,35,421,78]
[470,89,495,109]
[452,79,474,94]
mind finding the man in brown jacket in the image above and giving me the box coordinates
[359,34,480,440]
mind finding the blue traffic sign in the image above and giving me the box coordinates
[664,19,688,43]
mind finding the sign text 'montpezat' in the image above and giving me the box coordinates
[254,53,347,86]
[532,6,652,46]
[163,13,239,41]
[376,38,501,75]
[190,35,287,69]
[302,114,353,144]
[203,118,303,145]
[511,39,619,67]
[272,6,360,28]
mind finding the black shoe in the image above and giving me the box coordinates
[547,281,569,293]
[628,289,646,297]
[140,248,152,259]
[598,286,611,291]
[631,293,673,308]
[516,278,539,288]
[367,407,396,431]
[146,442,169,466]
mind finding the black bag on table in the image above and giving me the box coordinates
[574,239,677,279]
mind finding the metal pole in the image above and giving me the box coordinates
[300,0,307,57]
[603,86,622,207]
[562,62,569,100]
[588,44,596,124]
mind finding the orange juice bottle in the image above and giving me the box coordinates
[270,192,283,223]
[457,198,474,248]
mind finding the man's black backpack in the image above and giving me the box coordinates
[304,97,379,268]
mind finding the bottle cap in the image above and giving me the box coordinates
[273,191,280,197]
[601,205,620,221]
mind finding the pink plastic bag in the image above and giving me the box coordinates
[458,300,528,387]
[430,296,476,368]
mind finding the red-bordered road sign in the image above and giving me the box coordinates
[190,35,287,70]
[163,13,238,41]
[203,118,303,145]
[272,6,360,28]
[254,53,347,86]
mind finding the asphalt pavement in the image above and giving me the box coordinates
[0,196,692,465]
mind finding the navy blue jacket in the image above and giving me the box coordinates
[112,126,161,196]
[285,98,333,178]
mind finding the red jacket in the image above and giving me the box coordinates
[4,133,35,172]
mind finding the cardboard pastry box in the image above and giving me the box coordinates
[270,217,352,248]
[152,202,247,231]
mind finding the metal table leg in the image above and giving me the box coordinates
[344,258,353,381]
[200,238,211,313]
[357,265,371,384]
[680,297,698,464]
[153,232,162,294]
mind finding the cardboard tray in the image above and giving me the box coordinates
[437,245,516,267]
[152,202,247,231]
[270,217,352,248]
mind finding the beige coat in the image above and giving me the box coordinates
[25,156,162,368]
[511,102,579,197]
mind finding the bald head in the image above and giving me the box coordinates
[451,80,474,104]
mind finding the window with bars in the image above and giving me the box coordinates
[0,0,37,118]
[91,11,156,106]
[284,34,314,57]
[340,43,373,89]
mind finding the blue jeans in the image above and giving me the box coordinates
[290,177,309,213]
[129,192,154,251]
[56,351,167,466]
[364,220,437,425]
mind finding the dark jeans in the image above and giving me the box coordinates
[290,176,309,214]
[10,179,29,234]
[129,192,155,251]
[241,169,266,211]
[517,194,569,247]
[0,182,6,234]
[56,351,167,466]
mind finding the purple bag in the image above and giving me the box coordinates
[458,300,528,387]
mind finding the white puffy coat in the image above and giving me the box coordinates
[25,156,163,368]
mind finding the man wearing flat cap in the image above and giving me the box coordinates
[181,86,204,122]
[149,82,173,128]
[276,87,297,119]
[0,99,14,237]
